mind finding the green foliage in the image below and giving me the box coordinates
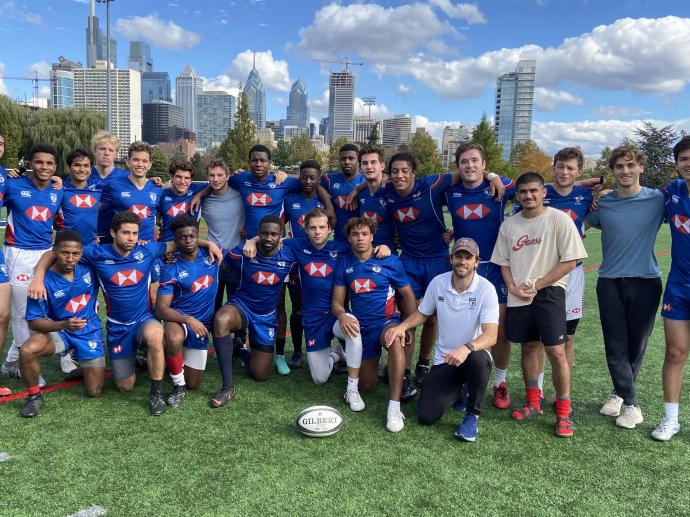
[219,90,257,171]
[635,121,679,189]
[191,152,209,181]
[0,96,22,168]
[367,123,380,145]
[148,147,170,182]
[471,113,505,172]
[511,139,553,181]
[327,136,350,171]
[290,134,317,164]
[404,130,443,176]
[273,140,292,168]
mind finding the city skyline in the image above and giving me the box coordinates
[1,1,689,155]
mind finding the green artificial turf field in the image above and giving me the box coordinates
[1,225,689,516]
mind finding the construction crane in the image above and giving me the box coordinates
[310,57,364,72]
[0,71,55,107]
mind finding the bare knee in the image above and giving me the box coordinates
[186,378,202,390]
[666,345,689,364]
[86,385,103,398]
[115,378,135,392]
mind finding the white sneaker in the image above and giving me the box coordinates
[616,405,644,429]
[60,353,79,374]
[651,418,681,441]
[1,359,20,378]
[38,374,47,388]
[331,342,346,363]
[600,392,623,416]
[344,389,365,412]
[386,407,405,433]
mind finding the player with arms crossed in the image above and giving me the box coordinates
[491,172,587,437]
[156,215,223,408]
[19,231,106,417]
[332,217,417,432]
[387,238,499,442]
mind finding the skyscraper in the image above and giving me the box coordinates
[142,100,184,145]
[50,56,82,109]
[128,41,153,73]
[286,79,309,129]
[85,0,117,67]
[73,62,141,159]
[175,64,203,132]
[244,55,266,130]
[327,70,355,144]
[382,115,412,148]
[353,116,381,144]
[494,59,536,161]
[196,91,236,150]
[141,72,171,105]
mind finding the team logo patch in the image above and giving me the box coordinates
[468,297,477,310]
[82,273,92,285]
[25,206,51,222]
[329,251,338,258]
[560,208,578,221]
[149,193,158,202]
[372,264,381,273]
[128,205,150,218]
[191,275,214,292]
[110,269,143,286]
[457,204,490,220]
[363,211,383,224]
[350,278,376,294]
[16,273,30,282]
[88,340,98,350]
[672,214,690,235]
[252,271,280,285]
[50,193,58,204]
[167,201,188,217]
[305,262,332,277]
[112,345,122,354]
[65,294,91,313]
[69,194,97,208]
[663,303,673,312]
[393,207,420,222]
[307,338,316,347]
[247,193,272,206]
[133,251,144,261]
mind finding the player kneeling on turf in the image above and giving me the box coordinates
[332,217,417,432]
[156,215,224,408]
[20,231,106,417]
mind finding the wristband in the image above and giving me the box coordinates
[464,342,476,353]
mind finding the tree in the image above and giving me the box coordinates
[219,90,256,171]
[327,137,350,172]
[273,140,293,168]
[367,123,380,145]
[0,96,22,169]
[148,147,170,182]
[635,121,679,188]
[406,130,443,176]
[191,152,209,181]
[291,134,317,164]
[471,113,505,172]
[512,140,553,181]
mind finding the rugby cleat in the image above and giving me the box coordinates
[20,393,44,418]
[166,385,186,408]
[209,386,236,408]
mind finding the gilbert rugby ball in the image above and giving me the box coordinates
[295,406,343,437]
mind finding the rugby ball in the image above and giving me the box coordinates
[295,406,343,437]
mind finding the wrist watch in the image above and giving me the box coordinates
[464,342,476,352]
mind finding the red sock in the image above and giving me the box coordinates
[166,353,184,376]
[27,385,40,395]
[526,387,542,410]
[555,398,571,418]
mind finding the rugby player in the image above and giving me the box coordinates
[157,160,205,243]
[90,131,129,242]
[332,217,417,432]
[491,172,587,437]
[20,231,106,417]
[0,133,13,396]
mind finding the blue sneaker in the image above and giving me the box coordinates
[453,387,469,412]
[454,412,478,442]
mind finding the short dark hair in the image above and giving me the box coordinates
[259,215,282,229]
[207,159,228,173]
[358,146,384,164]
[169,159,193,177]
[454,143,486,165]
[553,147,584,170]
[170,214,199,235]
[339,143,359,154]
[345,216,376,236]
[388,152,417,174]
[300,159,321,174]
[66,148,93,167]
[54,230,82,247]
[303,207,332,229]
[29,143,58,162]
[111,211,141,231]
[673,136,690,162]
[249,144,272,161]
[609,144,645,169]
[128,141,153,159]
[515,171,545,188]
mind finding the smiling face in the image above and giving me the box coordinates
[126,150,152,179]
[676,148,690,182]
[207,166,229,191]
[390,159,415,195]
[69,155,92,184]
[612,155,643,189]
[300,167,320,195]
[553,158,582,189]
[515,181,546,212]
[30,152,57,183]
[171,169,192,195]
[457,149,486,187]
[360,152,385,182]
[450,249,478,280]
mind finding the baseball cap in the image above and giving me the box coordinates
[451,237,480,257]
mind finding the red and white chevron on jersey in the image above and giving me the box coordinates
[559,208,578,221]
[456,204,491,220]
[25,206,51,222]
[252,271,280,285]
[110,269,144,286]
[363,211,383,224]
[65,294,91,313]
[393,207,420,223]
[167,201,188,217]
[304,262,332,277]
[673,214,690,235]
[69,194,97,208]
[191,274,214,292]
[128,205,150,219]
[247,193,272,206]
[350,278,376,293]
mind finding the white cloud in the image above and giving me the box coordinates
[397,84,412,95]
[354,97,392,118]
[294,2,458,63]
[24,61,51,78]
[534,87,584,112]
[592,105,651,118]
[411,116,473,146]
[376,16,690,98]
[201,75,240,98]
[532,117,690,156]
[229,50,291,92]
[115,15,200,51]
[309,89,329,113]
[0,2,43,25]
[429,0,486,24]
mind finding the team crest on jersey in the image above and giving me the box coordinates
[149,193,158,202]
[333,183,341,189]
[277,261,286,267]
[20,190,31,198]
[133,251,144,262]
[203,256,214,266]
[88,340,98,350]
[346,267,354,274]
[483,188,492,197]
[329,251,338,258]
[50,193,58,204]
[268,182,276,189]
[82,273,92,285]
[53,289,65,298]
[672,195,680,204]
[574,195,584,204]
[268,328,275,338]
[372,264,382,273]
[468,297,477,310]
[379,198,387,207]
[412,191,422,199]
[0,175,4,184]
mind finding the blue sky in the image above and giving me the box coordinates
[1,0,689,155]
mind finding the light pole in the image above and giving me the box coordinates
[96,0,114,132]
[362,96,376,143]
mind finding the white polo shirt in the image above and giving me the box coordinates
[418,271,500,366]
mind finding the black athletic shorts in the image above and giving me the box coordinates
[505,286,567,346]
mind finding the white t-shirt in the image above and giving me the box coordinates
[418,271,500,366]
[491,207,588,307]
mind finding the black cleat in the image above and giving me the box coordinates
[415,362,431,388]
[20,393,44,418]
[149,392,167,416]
[166,385,186,408]
[333,359,348,375]
[287,353,303,369]
[209,386,236,408]
[400,374,418,402]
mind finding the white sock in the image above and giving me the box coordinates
[537,371,544,392]
[664,402,679,422]
[5,343,19,362]
[388,400,400,411]
[347,377,359,391]
[170,371,185,387]
[494,368,507,387]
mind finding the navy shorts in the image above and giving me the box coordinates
[182,322,211,350]
[478,262,506,304]
[662,281,690,321]
[401,255,450,299]
[227,296,277,348]
[303,311,336,352]
[107,313,157,360]
[361,316,401,360]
